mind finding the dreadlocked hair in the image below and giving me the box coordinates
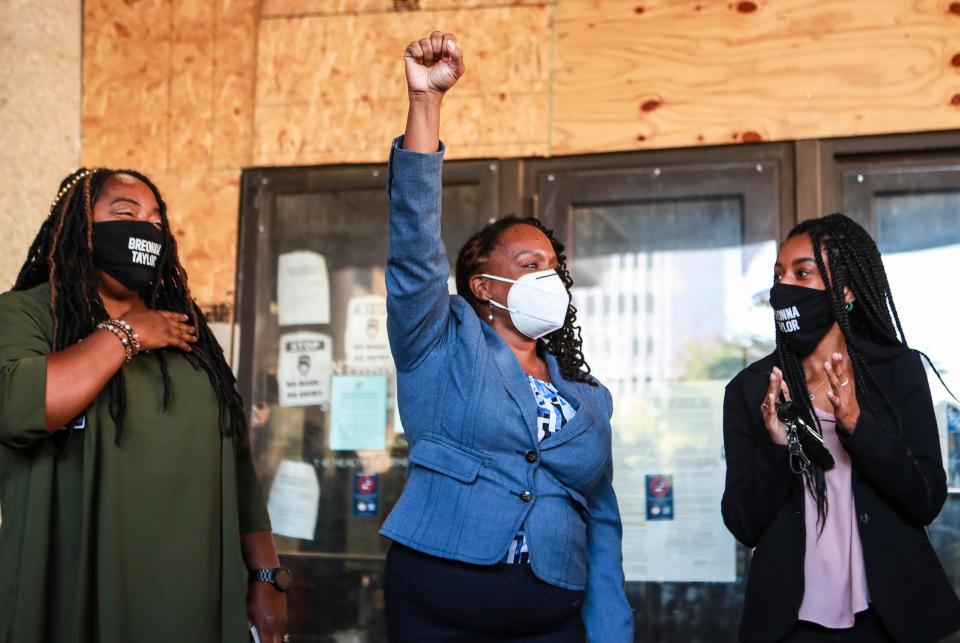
[454,216,595,386]
[15,167,246,454]
[775,212,908,530]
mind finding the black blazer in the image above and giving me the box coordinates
[722,337,960,643]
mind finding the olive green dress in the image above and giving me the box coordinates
[0,283,271,643]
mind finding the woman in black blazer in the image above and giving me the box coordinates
[722,213,960,643]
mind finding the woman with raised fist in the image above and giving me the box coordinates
[380,32,633,642]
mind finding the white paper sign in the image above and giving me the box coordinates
[277,251,330,326]
[345,295,391,370]
[278,332,332,408]
[266,460,320,540]
[614,381,737,583]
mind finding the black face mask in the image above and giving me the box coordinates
[769,283,835,356]
[92,221,164,293]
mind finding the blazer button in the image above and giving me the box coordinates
[859,512,869,524]
[520,491,534,503]
[524,451,538,463]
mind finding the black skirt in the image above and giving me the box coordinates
[384,542,586,642]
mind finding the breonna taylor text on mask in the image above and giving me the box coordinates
[774,305,800,333]
[129,236,161,267]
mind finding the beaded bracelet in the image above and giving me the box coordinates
[103,319,141,355]
[96,320,140,362]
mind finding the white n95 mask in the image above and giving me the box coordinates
[481,269,571,339]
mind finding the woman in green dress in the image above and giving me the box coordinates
[0,168,290,643]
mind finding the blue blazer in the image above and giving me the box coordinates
[380,137,634,641]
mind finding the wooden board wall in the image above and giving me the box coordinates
[253,3,553,164]
[81,0,960,311]
[552,0,960,154]
[83,0,259,311]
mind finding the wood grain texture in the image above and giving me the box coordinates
[80,0,960,306]
[261,0,545,17]
[170,0,215,170]
[82,0,172,169]
[152,168,242,308]
[253,5,553,164]
[213,0,260,167]
[83,0,262,308]
[552,0,960,155]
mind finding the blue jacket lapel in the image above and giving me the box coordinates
[545,354,583,411]
[540,354,595,450]
[482,323,539,446]
[481,332,597,450]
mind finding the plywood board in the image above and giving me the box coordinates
[82,0,172,169]
[169,0,215,170]
[213,0,260,168]
[253,91,547,164]
[262,0,546,17]
[151,168,242,308]
[254,5,553,164]
[552,0,960,155]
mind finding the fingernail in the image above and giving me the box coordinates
[833,352,841,361]
[825,362,832,370]
[770,373,776,381]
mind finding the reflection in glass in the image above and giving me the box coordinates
[875,191,960,488]
[244,181,487,639]
[570,199,776,584]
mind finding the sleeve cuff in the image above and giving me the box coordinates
[0,355,51,449]
[837,407,878,454]
[391,135,446,157]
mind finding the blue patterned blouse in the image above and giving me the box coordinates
[504,375,577,564]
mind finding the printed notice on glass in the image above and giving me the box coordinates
[267,460,320,540]
[278,332,332,408]
[612,381,736,583]
[329,376,388,451]
[345,295,391,371]
[277,251,330,326]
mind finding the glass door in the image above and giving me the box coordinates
[236,160,498,642]
[838,156,960,603]
[534,146,793,641]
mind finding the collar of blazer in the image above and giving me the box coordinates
[480,321,598,448]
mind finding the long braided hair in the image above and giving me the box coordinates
[15,167,245,453]
[455,216,595,385]
[776,213,908,528]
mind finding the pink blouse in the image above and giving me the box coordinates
[797,407,871,628]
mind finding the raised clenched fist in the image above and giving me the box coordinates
[404,31,465,96]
